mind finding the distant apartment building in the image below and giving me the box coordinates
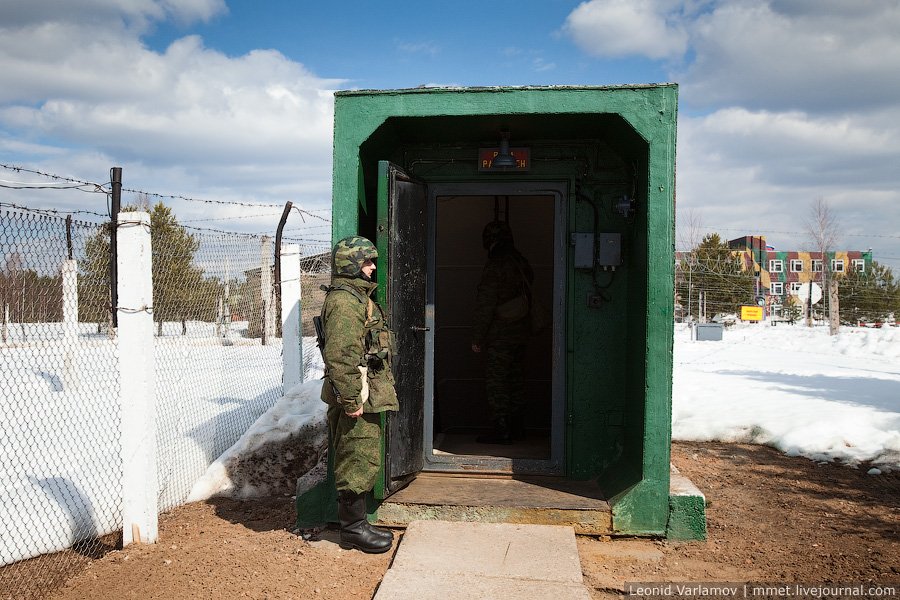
[726,236,873,311]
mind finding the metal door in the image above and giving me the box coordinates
[376,161,427,497]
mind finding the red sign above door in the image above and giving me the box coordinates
[478,148,531,171]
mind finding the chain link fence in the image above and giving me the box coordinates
[1,206,122,600]
[154,230,290,512]
[1,203,331,599]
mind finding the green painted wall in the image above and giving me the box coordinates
[331,85,677,535]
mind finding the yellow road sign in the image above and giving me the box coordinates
[741,305,764,321]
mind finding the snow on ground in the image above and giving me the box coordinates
[188,353,327,501]
[673,323,900,471]
[189,323,900,502]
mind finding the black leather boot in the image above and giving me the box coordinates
[337,491,392,554]
[476,417,513,445]
[363,492,395,543]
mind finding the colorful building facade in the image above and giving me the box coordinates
[727,236,873,311]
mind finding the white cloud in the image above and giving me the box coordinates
[561,0,690,60]
[676,108,900,262]
[532,58,556,73]
[558,0,900,264]
[0,2,342,229]
[395,40,440,57]
[679,1,900,112]
[0,0,227,31]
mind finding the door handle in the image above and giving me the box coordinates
[410,325,430,331]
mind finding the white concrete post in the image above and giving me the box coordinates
[260,236,274,343]
[116,211,158,545]
[61,259,79,387]
[280,243,303,391]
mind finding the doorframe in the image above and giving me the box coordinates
[422,181,568,475]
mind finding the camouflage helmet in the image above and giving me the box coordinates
[482,220,514,249]
[332,235,378,277]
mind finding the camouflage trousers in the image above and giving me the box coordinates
[485,339,528,421]
[327,406,382,495]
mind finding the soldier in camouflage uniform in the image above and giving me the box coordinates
[470,221,533,444]
[320,235,397,554]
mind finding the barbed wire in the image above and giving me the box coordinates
[0,179,106,193]
[179,213,284,223]
[121,186,282,209]
[0,163,110,191]
[0,201,108,219]
[2,162,330,224]
[120,187,331,223]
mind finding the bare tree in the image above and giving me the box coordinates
[675,208,705,322]
[676,207,705,252]
[804,198,841,334]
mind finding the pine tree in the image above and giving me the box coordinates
[79,201,217,334]
[838,261,900,324]
[677,233,755,320]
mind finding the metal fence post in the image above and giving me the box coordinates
[280,243,303,391]
[109,167,122,329]
[116,211,158,545]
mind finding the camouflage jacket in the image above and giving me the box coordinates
[320,276,399,414]
[471,243,533,346]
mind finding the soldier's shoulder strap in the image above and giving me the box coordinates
[320,282,369,305]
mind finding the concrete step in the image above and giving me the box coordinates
[373,520,591,600]
[377,473,612,535]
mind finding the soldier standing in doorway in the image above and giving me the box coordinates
[470,221,533,444]
[319,236,396,553]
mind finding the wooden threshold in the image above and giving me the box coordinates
[377,472,613,535]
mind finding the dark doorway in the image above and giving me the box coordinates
[424,184,565,475]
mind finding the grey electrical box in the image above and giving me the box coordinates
[692,323,724,341]
[572,233,594,269]
[596,233,621,267]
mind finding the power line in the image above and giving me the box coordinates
[700,225,900,241]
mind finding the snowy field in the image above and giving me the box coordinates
[3,320,898,565]
[0,322,287,565]
[673,322,900,471]
[192,322,900,506]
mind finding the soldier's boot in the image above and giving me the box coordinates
[337,491,392,554]
[363,492,395,543]
[476,417,513,445]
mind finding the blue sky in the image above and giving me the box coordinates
[143,1,670,90]
[1,0,900,268]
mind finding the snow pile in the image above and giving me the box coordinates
[673,323,900,470]
[188,378,327,501]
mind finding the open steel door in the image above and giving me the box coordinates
[376,161,427,497]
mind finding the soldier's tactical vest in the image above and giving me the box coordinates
[325,282,394,365]
[320,282,398,412]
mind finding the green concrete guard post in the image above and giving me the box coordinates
[297,85,703,538]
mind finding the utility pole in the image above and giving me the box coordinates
[754,236,760,301]
[829,278,840,334]
[687,263,693,321]
[806,280,813,327]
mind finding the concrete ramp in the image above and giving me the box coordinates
[373,520,591,600]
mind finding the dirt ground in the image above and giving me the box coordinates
[6,441,897,600]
